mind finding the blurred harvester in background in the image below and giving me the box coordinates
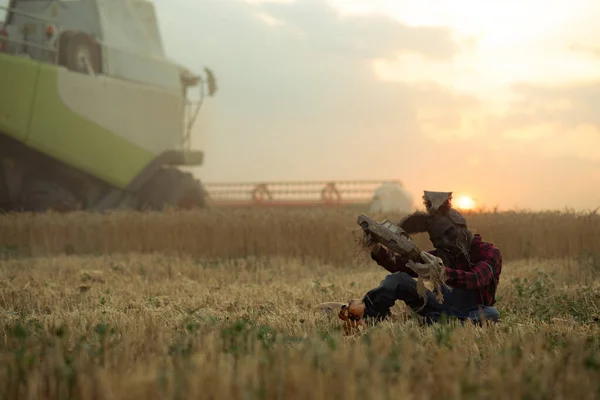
[0,0,216,213]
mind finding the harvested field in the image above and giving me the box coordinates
[1,209,600,399]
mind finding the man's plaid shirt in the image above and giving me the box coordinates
[371,234,502,306]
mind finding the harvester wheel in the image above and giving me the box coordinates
[58,30,102,75]
[137,168,207,211]
[20,180,79,213]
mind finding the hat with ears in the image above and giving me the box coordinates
[398,191,468,235]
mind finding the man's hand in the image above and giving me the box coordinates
[370,243,387,253]
[406,251,444,279]
[370,243,391,259]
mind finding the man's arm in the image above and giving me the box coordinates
[443,243,501,289]
[370,244,418,277]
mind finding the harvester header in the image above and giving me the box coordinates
[203,180,414,213]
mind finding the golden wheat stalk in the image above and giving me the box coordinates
[416,262,451,309]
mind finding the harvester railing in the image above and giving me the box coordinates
[183,77,205,151]
[0,4,61,58]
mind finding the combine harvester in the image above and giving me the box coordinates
[203,180,415,214]
[0,0,216,213]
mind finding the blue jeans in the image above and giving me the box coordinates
[361,272,499,324]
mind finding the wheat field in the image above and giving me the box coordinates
[1,208,600,399]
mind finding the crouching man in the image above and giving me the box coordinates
[340,191,503,333]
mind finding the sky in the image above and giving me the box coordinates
[14,0,598,211]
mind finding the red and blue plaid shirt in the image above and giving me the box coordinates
[371,234,502,306]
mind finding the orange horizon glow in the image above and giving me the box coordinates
[170,0,600,211]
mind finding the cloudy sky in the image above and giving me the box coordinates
[155,0,599,210]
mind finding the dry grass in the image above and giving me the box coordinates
[1,209,600,399]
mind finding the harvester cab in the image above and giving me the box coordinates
[0,0,217,212]
[1,0,216,139]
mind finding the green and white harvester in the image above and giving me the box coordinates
[0,0,217,213]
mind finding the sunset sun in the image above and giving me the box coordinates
[456,195,476,210]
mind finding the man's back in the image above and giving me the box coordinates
[429,234,502,306]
